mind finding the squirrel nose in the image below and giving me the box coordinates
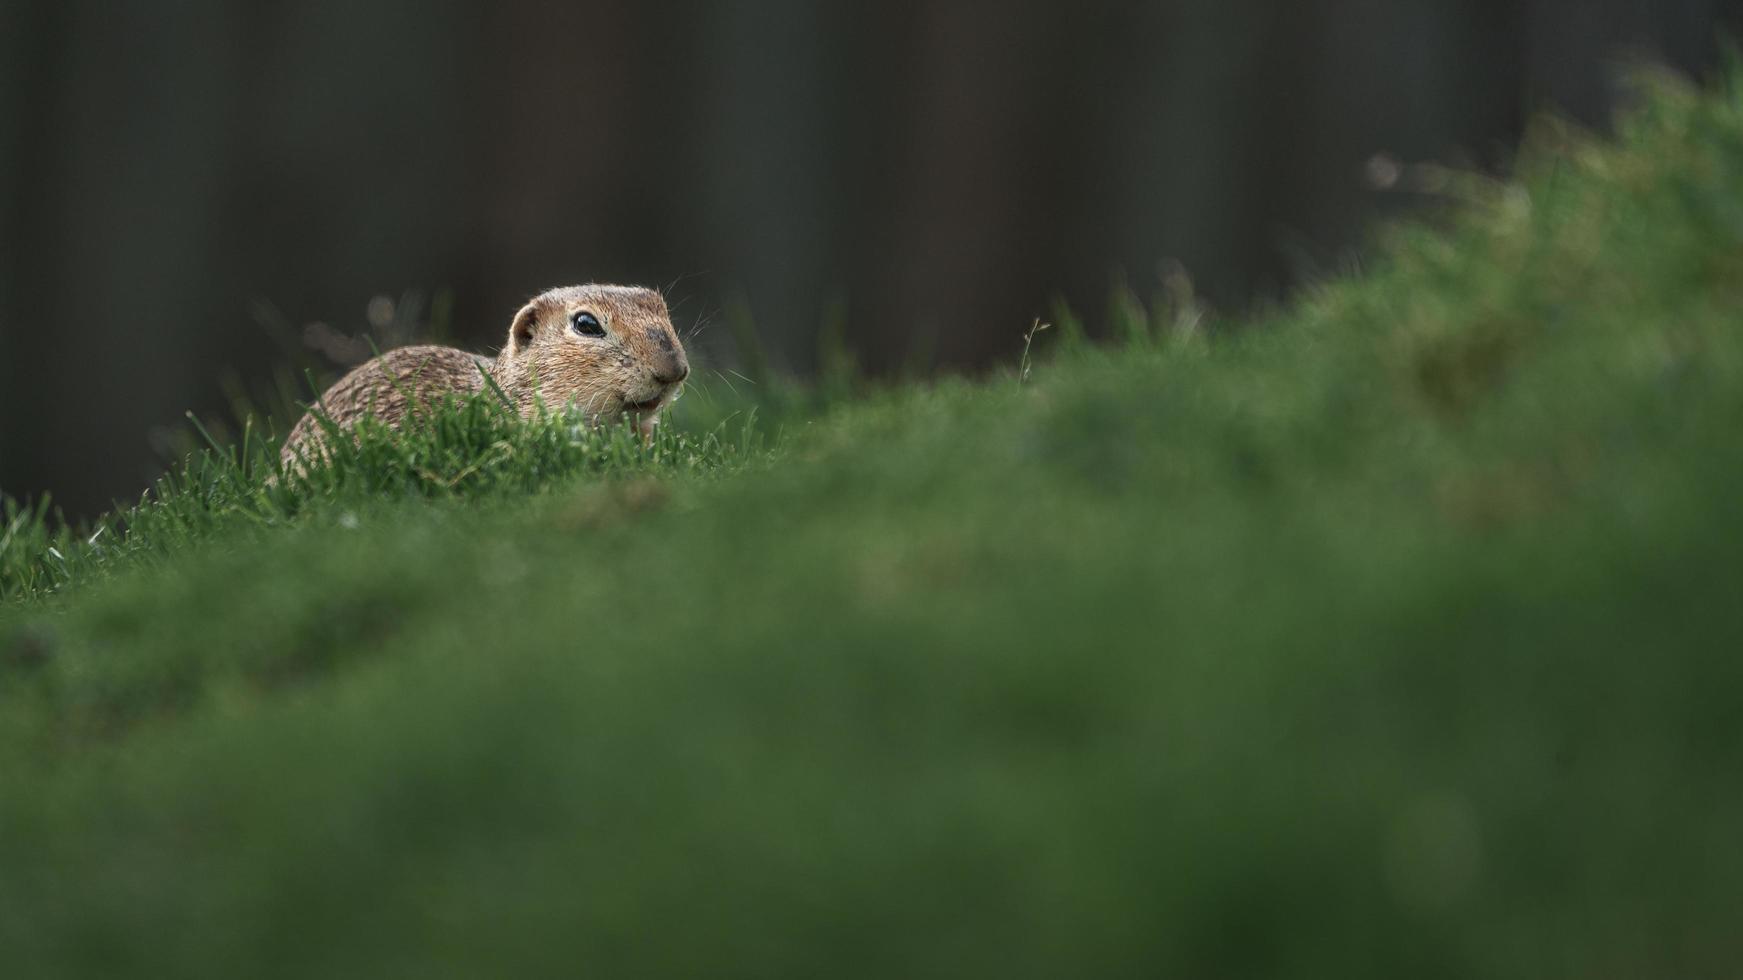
[654,359,689,386]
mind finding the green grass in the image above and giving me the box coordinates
[0,385,769,601]
[4,67,1743,977]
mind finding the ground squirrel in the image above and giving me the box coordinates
[280,284,689,467]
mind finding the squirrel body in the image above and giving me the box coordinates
[281,284,687,467]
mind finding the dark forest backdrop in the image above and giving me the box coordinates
[4,0,1742,516]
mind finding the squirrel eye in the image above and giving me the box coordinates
[570,311,605,337]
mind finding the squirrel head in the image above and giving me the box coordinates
[495,284,689,436]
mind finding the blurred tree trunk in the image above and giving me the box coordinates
[0,0,70,501]
[693,0,838,368]
[873,0,1083,368]
[1,0,239,511]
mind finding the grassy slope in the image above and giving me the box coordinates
[3,71,1743,977]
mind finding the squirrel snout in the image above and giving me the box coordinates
[653,358,689,386]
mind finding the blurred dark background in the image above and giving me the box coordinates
[4,0,1742,518]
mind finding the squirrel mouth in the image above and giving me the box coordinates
[623,396,665,442]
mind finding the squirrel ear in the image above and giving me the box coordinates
[508,302,541,353]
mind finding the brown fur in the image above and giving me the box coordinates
[281,284,688,468]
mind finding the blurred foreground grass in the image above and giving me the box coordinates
[3,68,1743,977]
